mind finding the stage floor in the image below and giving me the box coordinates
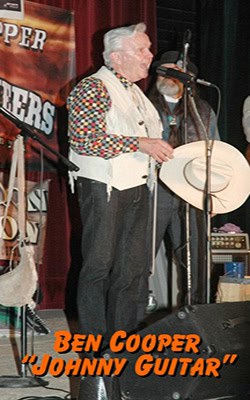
[0,309,80,400]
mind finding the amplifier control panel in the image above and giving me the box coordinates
[211,233,249,251]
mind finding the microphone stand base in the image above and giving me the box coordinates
[0,375,49,388]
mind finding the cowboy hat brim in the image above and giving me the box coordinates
[159,140,250,214]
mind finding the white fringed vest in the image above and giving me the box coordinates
[69,66,163,191]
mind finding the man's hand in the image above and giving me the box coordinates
[138,137,174,163]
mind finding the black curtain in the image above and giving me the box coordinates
[197,0,250,234]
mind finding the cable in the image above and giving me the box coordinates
[15,369,72,400]
[17,397,64,400]
[17,394,74,400]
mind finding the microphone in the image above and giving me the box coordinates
[183,29,192,47]
[182,30,192,72]
[156,66,214,87]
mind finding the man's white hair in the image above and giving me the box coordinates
[103,22,146,66]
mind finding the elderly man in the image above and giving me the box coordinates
[67,23,173,354]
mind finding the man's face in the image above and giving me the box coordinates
[156,63,184,98]
[111,32,153,83]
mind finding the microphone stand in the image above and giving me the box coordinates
[184,90,213,304]
[182,32,192,306]
[0,106,79,388]
[0,106,79,173]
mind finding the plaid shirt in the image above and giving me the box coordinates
[67,68,139,159]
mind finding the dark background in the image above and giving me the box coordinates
[156,0,249,234]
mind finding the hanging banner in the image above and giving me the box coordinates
[0,1,75,315]
[0,0,24,20]
[0,0,76,171]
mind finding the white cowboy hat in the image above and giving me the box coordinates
[159,140,250,214]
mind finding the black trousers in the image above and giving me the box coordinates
[156,181,206,306]
[76,178,151,348]
[147,180,207,308]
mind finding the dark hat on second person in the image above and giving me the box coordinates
[153,50,198,76]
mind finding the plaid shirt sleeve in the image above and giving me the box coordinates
[67,76,139,159]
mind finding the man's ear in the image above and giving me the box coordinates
[110,51,122,65]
